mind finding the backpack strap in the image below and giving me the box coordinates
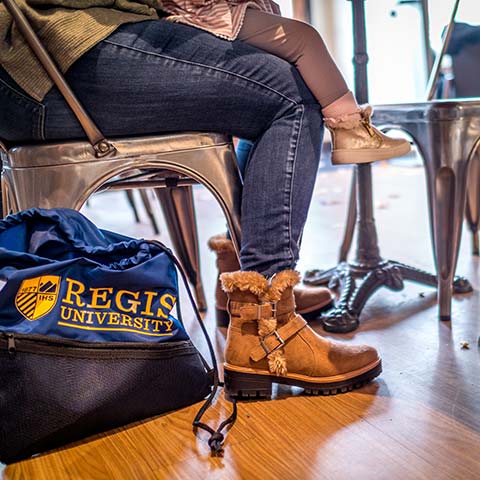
[2,0,115,157]
[148,240,237,456]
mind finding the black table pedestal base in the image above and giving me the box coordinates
[304,262,472,333]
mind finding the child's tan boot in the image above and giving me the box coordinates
[325,106,411,165]
[208,234,334,326]
[221,270,382,398]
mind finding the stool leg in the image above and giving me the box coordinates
[417,126,475,322]
[155,186,207,312]
[466,150,480,255]
[433,167,457,320]
[125,190,141,223]
[139,189,160,235]
[1,173,7,217]
[173,143,242,257]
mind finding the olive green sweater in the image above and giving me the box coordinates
[0,0,168,100]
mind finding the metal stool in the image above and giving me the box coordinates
[1,132,243,311]
[373,100,480,318]
[446,27,480,255]
[0,0,242,312]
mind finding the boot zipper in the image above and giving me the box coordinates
[7,333,16,358]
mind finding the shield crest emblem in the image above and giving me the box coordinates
[15,275,61,321]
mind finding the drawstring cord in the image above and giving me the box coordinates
[149,240,237,456]
[192,377,237,456]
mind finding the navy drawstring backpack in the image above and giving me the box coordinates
[0,208,236,463]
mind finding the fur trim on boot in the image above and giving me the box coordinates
[258,317,288,376]
[220,270,269,299]
[268,270,301,302]
[207,233,237,254]
[209,234,335,326]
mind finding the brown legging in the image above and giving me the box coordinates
[238,9,350,108]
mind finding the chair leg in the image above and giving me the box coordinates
[1,173,15,216]
[1,173,6,218]
[125,190,141,223]
[431,161,472,320]
[466,150,480,255]
[434,167,457,320]
[155,186,207,312]
[139,189,160,235]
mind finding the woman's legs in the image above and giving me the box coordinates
[0,20,382,395]
[40,20,322,276]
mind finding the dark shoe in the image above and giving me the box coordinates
[208,234,334,326]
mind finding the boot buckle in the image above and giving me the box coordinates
[260,330,285,355]
[257,302,277,320]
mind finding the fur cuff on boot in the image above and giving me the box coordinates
[267,270,301,303]
[220,270,269,299]
[324,106,371,129]
[207,233,236,253]
[258,316,288,376]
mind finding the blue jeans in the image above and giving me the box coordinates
[0,20,323,276]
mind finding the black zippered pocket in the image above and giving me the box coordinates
[0,331,199,359]
[0,330,213,464]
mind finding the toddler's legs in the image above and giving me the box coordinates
[238,8,358,115]
[238,9,411,165]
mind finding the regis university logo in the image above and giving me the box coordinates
[15,275,61,321]
[13,275,177,336]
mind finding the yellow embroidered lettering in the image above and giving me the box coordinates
[95,311,108,325]
[133,317,143,329]
[161,294,176,310]
[140,291,158,316]
[108,312,120,325]
[121,314,133,327]
[60,305,72,320]
[62,278,85,306]
[156,293,176,318]
[150,319,162,332]
[164,320,173,332]
[116,290,141,314]
[72,309,86,323]
[85,310,95,325]
[87,287,113,309]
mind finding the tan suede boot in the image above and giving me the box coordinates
[208,234,334,326]
[325,106,411,165]
[221,270,381,397]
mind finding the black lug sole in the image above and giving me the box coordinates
[224,361,382,400]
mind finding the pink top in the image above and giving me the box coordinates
[161,0,281,40]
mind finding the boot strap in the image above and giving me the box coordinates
[250,315,307,362]
[228,297,295,321]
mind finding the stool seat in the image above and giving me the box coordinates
[5,132,229,167]
[372,99,480,319]
[1,131,243,312]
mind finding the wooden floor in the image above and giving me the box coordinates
[2,162,480,479]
